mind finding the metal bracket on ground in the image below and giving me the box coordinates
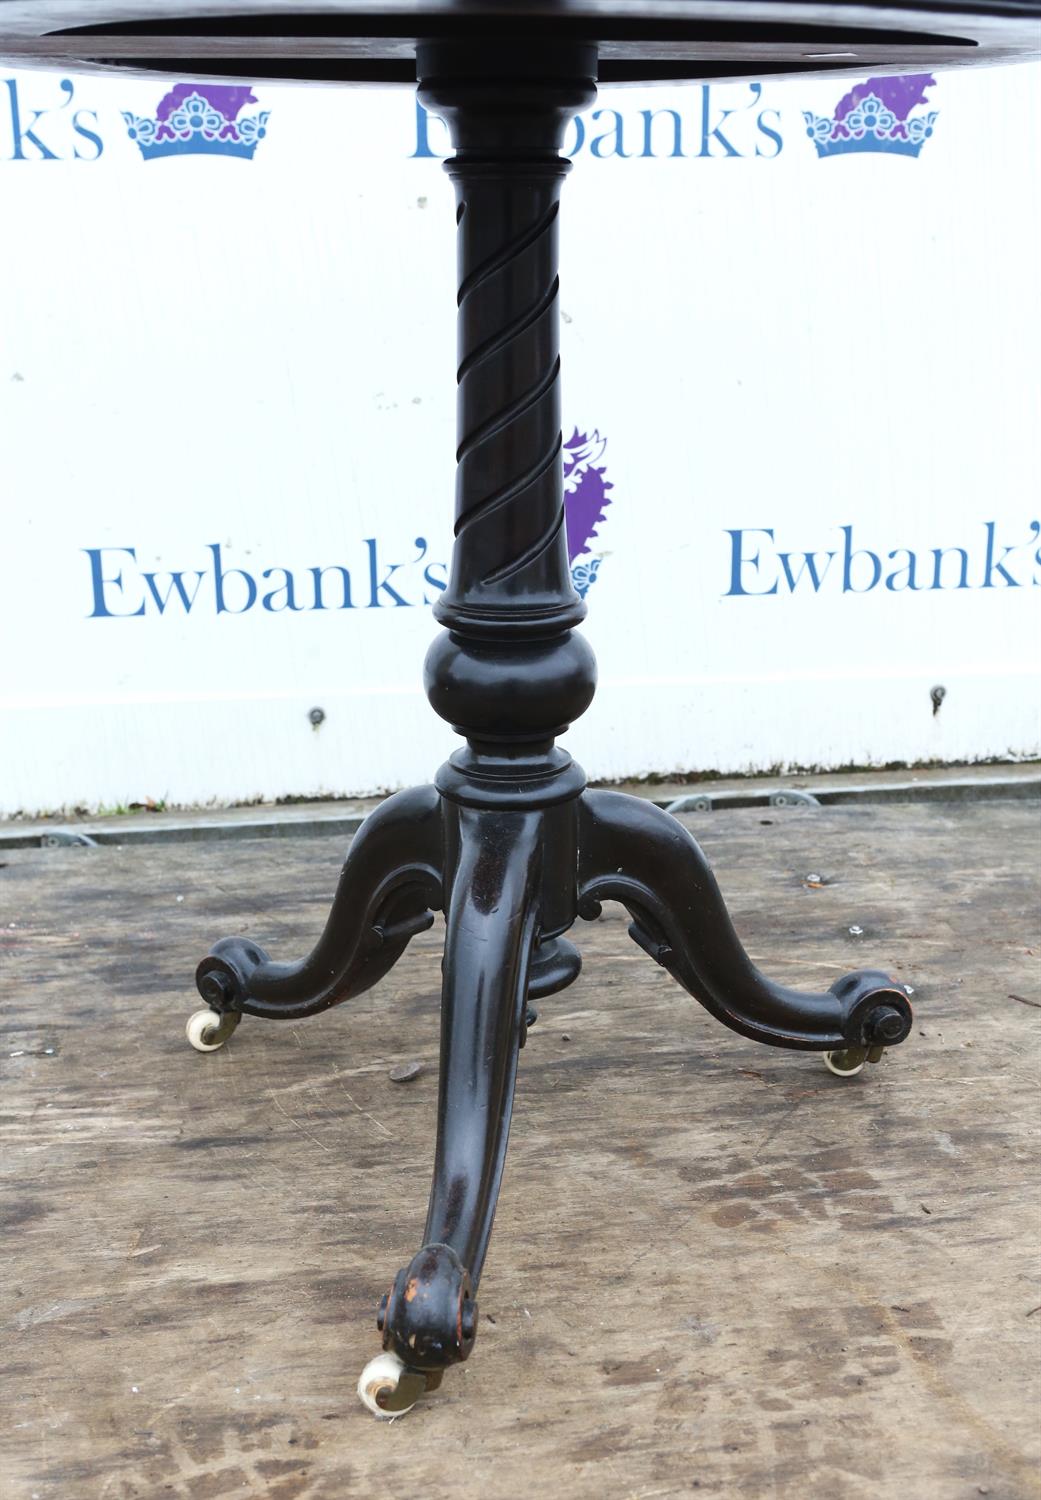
[665,789,822,815]
[40,829,99,848]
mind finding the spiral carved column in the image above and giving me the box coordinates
[419,44,598,760]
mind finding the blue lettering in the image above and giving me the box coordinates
[639,108,684,159]
[755,107,783,157]
[724,520,1041,598]
[981,520,1021,588]
[841,525,881,593]
[142,569,205,614]
[699,84,759,159]
[778,549,835,592]
[366,538,410,607]
[590,109,630,159]
[309,565,354,610]
[4,77,73,160]
[724,528,778,596]
[562,114,586,157]
[261,567,303,612]
[423,561,448,603]
[930,546,969,590]
[209,543,257,614]
[411,100,447,159]
[72,108,103,160]
[83,547,146,618]
[410,89,787,166]
[885,549,922,592]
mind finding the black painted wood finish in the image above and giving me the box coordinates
[2,2,1039,83]
[180,37,925,1396]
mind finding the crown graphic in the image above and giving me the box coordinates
[803,73,938,159]
[122,84,270,161]
[564,427,614,599]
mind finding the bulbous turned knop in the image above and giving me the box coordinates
[424,627,597,740]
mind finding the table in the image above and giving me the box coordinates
[3,0,1037,1420]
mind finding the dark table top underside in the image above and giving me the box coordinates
[0,1,1038,83]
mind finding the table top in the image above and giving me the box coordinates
[0,1,1038,84]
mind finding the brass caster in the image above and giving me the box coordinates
[185,1008,240,1053]
[357,1351,443,1419]
[824,1045,867,1077]
[824,1043,886,1077]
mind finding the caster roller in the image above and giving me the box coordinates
[823,1042,886,1077]
[357,1351,442,1419]
[185,1008,240,1053]
[824,1047,867,1077]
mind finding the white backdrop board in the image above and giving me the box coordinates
[1,61,1039,814]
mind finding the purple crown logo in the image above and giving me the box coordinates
[803,74,938,159]
[563,427,614,598]
[122,84,270,161]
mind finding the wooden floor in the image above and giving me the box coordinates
[2,802,1039,1500]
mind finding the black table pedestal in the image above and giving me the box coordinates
[190,40,912,1417]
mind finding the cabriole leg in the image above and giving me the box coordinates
[577,789,912,1061]
[358,805,541,1416]
[188,784,443,1045]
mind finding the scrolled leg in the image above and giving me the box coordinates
[189,785,443,1041]
[578,790,912,1056]
[359,805,540,1415]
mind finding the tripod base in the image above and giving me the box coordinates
[190,36,912,1421]
[192,770,912,1417]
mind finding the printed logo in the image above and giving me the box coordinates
[723,520,1041,596]
[413,86,783,160]
[81,423,617,620]
[803,74,938,159]
[564,428,614,598]
[1,77,103,160]
[122,84,270,161]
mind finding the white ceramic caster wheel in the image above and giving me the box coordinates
[186,1008,239,1053]
[357,1352,432,1419]
[823,1047,867,1077]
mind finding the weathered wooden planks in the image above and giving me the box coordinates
[1,802,1038,1499]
